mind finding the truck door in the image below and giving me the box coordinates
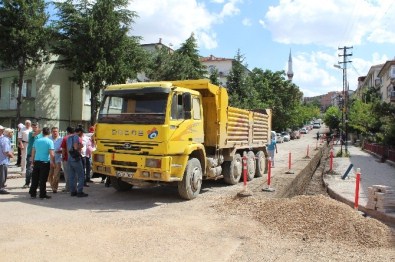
[169,93,204,153]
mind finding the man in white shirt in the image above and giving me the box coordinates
[18,120,32,176]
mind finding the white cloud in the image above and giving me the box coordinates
[262,0,395,46]
[242,18,252,26]
[130,0,242,50]
[291,49,391,97]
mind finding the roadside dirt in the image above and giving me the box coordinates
[1,129,394,261]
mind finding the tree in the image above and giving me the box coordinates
[226,49,260,109]
[323,106,341,132]
[174,33,207,79]
[250,69,303,131]
[348,99,375,136]
[208,67,221,86]
[52,0,147,125]
[0,0,50,123]
[146,34,206,81]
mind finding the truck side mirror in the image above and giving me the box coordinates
[183,92,192,119]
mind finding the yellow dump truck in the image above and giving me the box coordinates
[92,79,272,199]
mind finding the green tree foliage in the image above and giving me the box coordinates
[146,34,206,81]
[0,0,50,123]
[348,99,375,136]
[226,49,260,109]
[52,0,147,125]
[208,67,221,86]
[249,69,303,131]
[323,106,341,131]
[174,33,207,79]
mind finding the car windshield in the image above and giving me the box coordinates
[98,91,168,124]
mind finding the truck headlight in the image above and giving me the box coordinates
[94,154,105,163]
[145,158,161,168]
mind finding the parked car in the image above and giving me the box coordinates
[290,130,300,139]
[281,131,291,142]
[300,128,308,134]
[313,122,321,129]
[276,133,284,143]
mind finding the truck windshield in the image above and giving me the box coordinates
[98,92,168,124]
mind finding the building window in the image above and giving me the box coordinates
[22,79,33,98]
[84,87,91,105]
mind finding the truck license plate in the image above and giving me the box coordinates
[116,171,134,178]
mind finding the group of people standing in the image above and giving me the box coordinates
[0,120,96,199]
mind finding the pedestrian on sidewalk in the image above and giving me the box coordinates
[16,123,24,166]
[267,137,278,168]
[66,126,88,197]
[22,122,42,188]
[18,120,32,177]
[60,126,74,192]
[48,127,63,193]
[0,128,15,194]
[29,127,55,199]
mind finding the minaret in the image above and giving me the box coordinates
[287,49,294,81]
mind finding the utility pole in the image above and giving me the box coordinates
[338,46,352,155]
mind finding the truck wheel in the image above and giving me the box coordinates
[178,158,202,200]
[255,151,265,177]
[110,176,133,191]
[223,153,242,185]
[247,151,256,181]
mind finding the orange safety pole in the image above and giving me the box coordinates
[354,168,361,210]
[242,155,247,188]
[267,158,272,186]
[263,157,275,192]
[288,151,292,170]
[306,144,310,157]
[329,150,333,172]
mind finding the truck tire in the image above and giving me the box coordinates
[178,158,202,200]
[110,176,133,191]
[247,151,256,181]
[255,151,265,177]
[223,153,242,185]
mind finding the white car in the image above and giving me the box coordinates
[281,132,291,142]
[300,128,308,134]
[276,133,284,143]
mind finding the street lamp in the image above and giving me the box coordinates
[333,64,346,155]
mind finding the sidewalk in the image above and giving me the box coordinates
[324,144,395,226]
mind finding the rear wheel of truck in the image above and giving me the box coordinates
[178,158,202,200]
[255,151,265,177]
[110,177,133,191]
[223,153,242,185]
[247,151,256,181]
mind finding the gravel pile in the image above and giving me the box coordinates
[217,194,395,248]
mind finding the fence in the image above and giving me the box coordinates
[363,142,395,163]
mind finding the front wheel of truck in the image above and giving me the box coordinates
[223,153,242,185]
[178,158,202,200]
[110,177,133,191]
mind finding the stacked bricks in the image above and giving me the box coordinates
[366,185,395,213]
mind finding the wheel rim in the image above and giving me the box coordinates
[233,158,242,180]
[247,154,255,176]
[190,167,202,192]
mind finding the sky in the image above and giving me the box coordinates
[127,0,395,97]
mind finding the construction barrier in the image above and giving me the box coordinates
[285,151,294,174]
[262,157,275,192]
[329,150,333,172]
[354,168,361,210]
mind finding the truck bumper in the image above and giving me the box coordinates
[92,152,186,182]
